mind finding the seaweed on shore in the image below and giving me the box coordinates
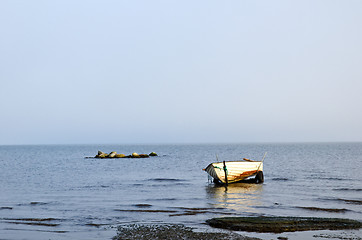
[206,216,362,233]
[113,224,260,240]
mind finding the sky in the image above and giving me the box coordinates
[1,0,361,145]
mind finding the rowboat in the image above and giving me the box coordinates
[204,153,266,184]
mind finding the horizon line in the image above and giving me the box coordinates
[1,141,361,146]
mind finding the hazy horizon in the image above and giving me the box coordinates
[1,0,361,145]
[1,140,362,146]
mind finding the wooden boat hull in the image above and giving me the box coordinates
[204,161,263,184]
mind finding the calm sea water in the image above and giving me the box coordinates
[0,143,361,240]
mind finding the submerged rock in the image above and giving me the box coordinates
[206,216,362,233]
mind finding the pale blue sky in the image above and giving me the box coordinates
[1,0,361,144]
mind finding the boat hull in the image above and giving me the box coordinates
[204,161,263,184]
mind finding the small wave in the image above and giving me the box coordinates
[0,207,13,210]
[133,204,152,208]
[312,176,352,181]
[272,178,289,181]
[85,223,109,227]
[4,218,59,221]
[146,198,177,201]
[115,209,177,213]
[148,178,185,182]
[14,201,52,207]
[320,197,362,205]
[341,199,362,205]
[3,228,68,233]
[173,207,220,211]
[296,206,350,213]
[333,188,362,192]
[129,183,143,187]
[148,183,190,187]
[76,185,111,190]
[30,202,48,205]
[3,218,60,227]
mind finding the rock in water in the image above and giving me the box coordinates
[132,152,140,158]
[149,152,158,156]
[97,153,108,158]
[95,151,108,158]
[108,152,117,158]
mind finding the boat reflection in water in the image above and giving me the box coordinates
[206,182,263,214]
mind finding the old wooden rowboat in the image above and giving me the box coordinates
[204,154,266,184]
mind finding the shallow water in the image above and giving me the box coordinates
[0,143,361,239]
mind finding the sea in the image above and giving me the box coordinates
[0,143,361,240]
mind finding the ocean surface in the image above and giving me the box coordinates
[0,143,361,240]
